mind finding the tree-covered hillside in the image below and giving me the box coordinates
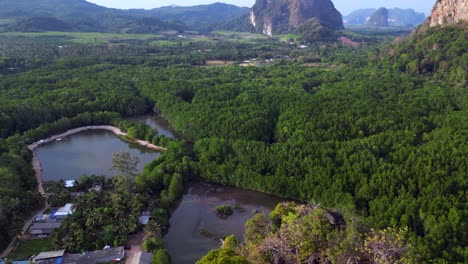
[0,0,186,33]
[0,25,466,262]
[0,0,248,33]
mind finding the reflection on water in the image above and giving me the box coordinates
[164,182,286,264]
[35,130,161,181]
[127,115,176,139]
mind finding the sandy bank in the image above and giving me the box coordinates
[28,125,167,151]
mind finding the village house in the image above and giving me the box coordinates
[32,250,65,264]
[29,222,62,237]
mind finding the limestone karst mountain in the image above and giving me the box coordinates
[248,0,343,36]
[426,0,468,27]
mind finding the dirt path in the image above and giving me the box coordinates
[124,232,145,264]
[0,125,166,258]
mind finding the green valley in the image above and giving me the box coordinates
[0,0,466,263]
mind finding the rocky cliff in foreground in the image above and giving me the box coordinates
[426,0,468,27]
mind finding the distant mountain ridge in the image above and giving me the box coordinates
[129,3,249,31]
[366,7,389,27]
[344,8,426,27]
[0,0,248,33]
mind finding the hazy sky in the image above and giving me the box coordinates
[86,0,435,15]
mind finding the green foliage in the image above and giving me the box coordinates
[151,208,169,227]
[0,0,186,33]
[143,237,165,253]
[127,123,155,142]
[383,25,468,87]
[269,202,297,230]
[215,205,234,217]
[0,25,466,262]
[243,213,270,247]
[110,151,140,193]
[51,190,145,253]
[0,142,43,252]
[168,173,183,201]
[196,249,249,264]
[153,248,171,264]
[45,181,72,207]
[364,227,416,264]
[296,19,336,43]
[222,235,239,250]
[7,238,52,259]
[211,203,414,263]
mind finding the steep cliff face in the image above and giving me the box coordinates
[249,0,343,36]
[427,0,468,27]
[366,7,389,27]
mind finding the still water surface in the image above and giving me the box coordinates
[127,115,176,139]
[34,116,285,263]
[36,130,160,181]
[164,182,286,264]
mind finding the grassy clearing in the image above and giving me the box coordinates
[212,30,268,40]
[8,238,53,260]
[0,31,163,44]
[0,19,16,25]
[149,40,186,47]
[204,60,237,67]
[278,33,301,42]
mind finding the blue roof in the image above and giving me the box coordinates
[55,256,63,264]
[13,261,30,264]
[50,210,58,218]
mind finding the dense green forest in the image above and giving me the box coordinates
[0,25,466,262]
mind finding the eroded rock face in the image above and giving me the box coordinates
[427,0,468,27]
[249,0,343,36]
[366,7,389,27]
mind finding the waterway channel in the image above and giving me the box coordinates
[33,115,285,263]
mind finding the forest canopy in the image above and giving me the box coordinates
[0,25,466,262]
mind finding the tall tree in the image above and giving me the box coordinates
[111,151,139,192]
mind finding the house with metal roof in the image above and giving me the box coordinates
[62,247,125,264]
[52,204,74,220]
[29,222,62,237]
[32,250,65,264]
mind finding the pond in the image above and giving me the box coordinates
[35,130,161,181]
[34,116,286,263]
[164,182,286,264]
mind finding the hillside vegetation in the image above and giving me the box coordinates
[0,0,248,33]
[0,24,466,262]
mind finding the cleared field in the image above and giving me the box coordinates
[213,30,269,40]
[205,60,237,66]
[0,31,164,44]
[0,19,16,25]
[8,238,53,260]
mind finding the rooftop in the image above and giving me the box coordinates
[52,204,74,217]
[33,250,65,261]
[30,222,62,233]
[135,252,153,264]
[138,212,151,225]
[62,247,125,264]
[65,180,76,188]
